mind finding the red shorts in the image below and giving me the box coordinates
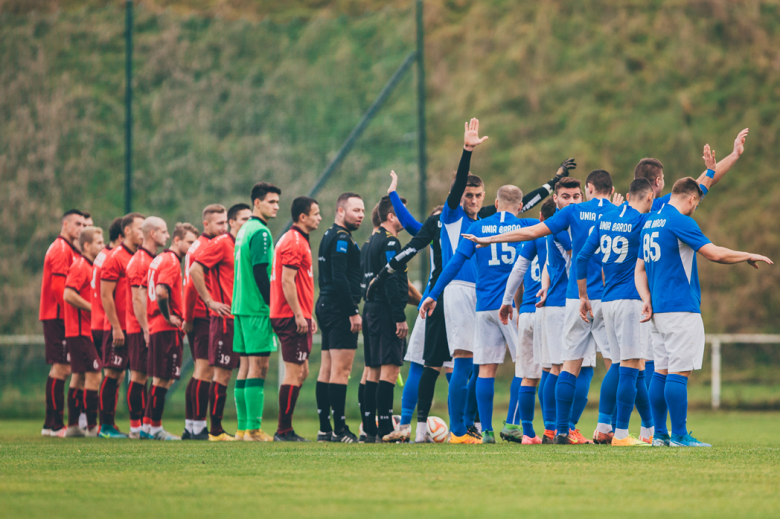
[102,329,128,371]
[209,316,238,370]
[42,319,69,365]
[68,336,101,373]
[91,329,104,360]
[271,317,313,365]
[126,332,148,373]
[187,318,210,361]
[148,330,183,380]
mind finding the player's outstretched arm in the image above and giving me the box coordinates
[697,243,773,268]
[418,251,469,318]
[446,118,488,210]
[634,259,653,323]
[462,221,550,247]
[696,128,749,191]
[516,158,577,214]
[388,171,423,235]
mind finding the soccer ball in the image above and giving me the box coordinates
[426,416,449,443]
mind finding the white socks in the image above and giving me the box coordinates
[641,426,655,439]
[597,422,613,434]
[192,420,207,435]
[614,428,629,440]
[415,422,428,443]
[185,419,194,433]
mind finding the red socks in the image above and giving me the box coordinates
[277,384,301,434]
[209,382,228,435]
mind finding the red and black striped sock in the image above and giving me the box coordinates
[277,384,301,434]
[99,377,118,427]
[184,378,195,423]
[195,379,210,422]
[84,389,98,428]
[67,387,82,427]
[127,381,146,427]
[150,386,168,425]
[209,382,228,435]
[52,378,66,430]
[44,377,54,430]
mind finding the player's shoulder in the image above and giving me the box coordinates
[381,232,401,250]
[440,203,464,223]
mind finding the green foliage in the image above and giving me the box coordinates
[2,1,780,335]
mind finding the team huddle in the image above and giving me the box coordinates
[38,118,771,446]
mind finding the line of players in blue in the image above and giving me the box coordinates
[374,119,770,446]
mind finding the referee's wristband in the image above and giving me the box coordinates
[706,168,715,179]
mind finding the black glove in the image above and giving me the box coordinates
[365,265,392,301]
[557,158,577,177]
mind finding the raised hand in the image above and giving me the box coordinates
[703,144,717,170]
[733,128,749,157]
[557,158,577,177]
[611,191,625,206]
[464,118,488,151]
[387,170,399,194]
[747,254,773,269]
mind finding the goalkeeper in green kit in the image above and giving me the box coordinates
[232,182,282,442]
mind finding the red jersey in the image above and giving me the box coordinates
[39,236,80,321]
[270,226,314,319]
[184,234,211,322]
[193,232,236,318]
[100,244,135,331]
[91,246,112,330]
[64,256,93,338]
[147,249,184,334]
[125,247,155,334]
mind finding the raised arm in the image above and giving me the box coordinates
[696,128,748,191]
[388,172,423,235]
[697,243,772,268]
[447,119,488,210]
[519,158,577,214]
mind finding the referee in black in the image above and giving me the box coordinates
[362,196,409,442]
[314,192,365,443]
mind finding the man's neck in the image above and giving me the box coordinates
[590,193,610,201]
[334,218,350,232]
[253,210,267,224]
[83,251,96,263]
[293,223,311,235]
[141,239,157,255]
[380,222,397,237]
[59,231,73,245]
[123,239,138,253]
[668,198,686,214]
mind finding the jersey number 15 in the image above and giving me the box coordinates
[488,243,516,266]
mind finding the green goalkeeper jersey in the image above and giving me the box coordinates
[232,216,274,316]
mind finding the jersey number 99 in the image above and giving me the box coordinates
[601,235,629,263]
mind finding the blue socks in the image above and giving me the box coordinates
[542,373,558,431]
[475,377,495,432]
[555,371,577,436]
[665,374,689,436]
[636,370,653,427]
[598,364,620,427]
[616,367,639,430]
[649,372,668,435]
[400,362,423,426]
[644,361,655,389]
[465,365,479,427]
[506,376,522,424]
[518,386,536,438]
[569,366,593,430]
[448,358,472,436]
[539,371,549,425]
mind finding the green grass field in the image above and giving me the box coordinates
[2,411,778,518]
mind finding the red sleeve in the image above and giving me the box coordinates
[157,256,179,292]
[50,245,71,277]
[279,241,302,270]
[126,259,143,287]
[65,261,86,291]
[101,254,120,281]
[194,239,223,269]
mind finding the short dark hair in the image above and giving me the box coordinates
[173,222,199,240]
[291,196,318,223]
[79,227,102,249]
[634,158,664,183]
[585,169,613,194]
[62,209,84,219]
[671,177,703,199]
[378,195,406,223]
[82,212,91,220]
[555,176,581,193]
[466,174,483,188]
[371,204,381,228]
[430,205,444,216]
[540,197,557,220]
[202,204,226,221]
[121,212,145,234]
[629,178,654,198]
[228,203,251,222]
[337,192,362,209]
[251,182,281,204]
[108,217,124,242]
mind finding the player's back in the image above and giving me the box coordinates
[593,203,648,302]
[439,203,477,285]
[468,212,537,311]
[518,236,546,313]
[641,204,710,314]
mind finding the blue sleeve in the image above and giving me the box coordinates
[543,206,571,235]
[576,229,600,280]
[556,230,572,252]
[389,191,422,235]
[674,216,711,251]
[519,238,537,261]
[699,183,709,198]
[455,222,478,257]
[536,237,547,266]
[428,251,469,301]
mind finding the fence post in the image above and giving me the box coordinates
[124,0,133,214]
[711,337,721,410]
[416,0,428,286]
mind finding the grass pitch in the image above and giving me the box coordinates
[1,411,778,519]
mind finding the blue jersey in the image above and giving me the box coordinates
[544,231,572,308]
[544,198,619,300]
[430,212,537,312]
[577,203,648,302]
[640,204,711,314]
[440,204,477,284]
[517,237,546,314]
[652,183,709,211]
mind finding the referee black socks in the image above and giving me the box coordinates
[316,381,332,433]
[376,380,395,437]
[417,367,439,424]
[362,381,379,436]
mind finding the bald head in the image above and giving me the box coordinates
[142,217,169,251]
[495,185,524,213]
[142,216,167,236]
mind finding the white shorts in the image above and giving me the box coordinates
[533,307,551,368]
[516,311,542,379]
[542,305,566,365]
[474,309,517,365]
[443,282,477,355]
[641,321,654,361]
[651,312,705,373]
[404,313,425,365]
[562,298,607,364]
[602,299,644,363]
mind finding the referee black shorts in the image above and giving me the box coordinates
[423,292,451,368]
[315,297,358,351]
[364,302,405,368]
